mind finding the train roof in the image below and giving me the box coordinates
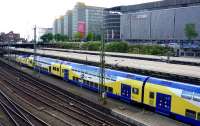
[147,77,200,93]
[33,55,149,82]
[66,60,148,82]
[35,56,63,65]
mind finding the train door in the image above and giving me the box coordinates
[49,66,51,73]
[64,69,69,81]
[156,93,171,116]
[121,84,131,100]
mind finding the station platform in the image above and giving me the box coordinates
[43,48,200,65]
[1,58,189,126]
[11,48,200,81]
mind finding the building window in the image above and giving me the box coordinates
[185,109,196,119]
[149,92,154,99]
[132,88,139,95]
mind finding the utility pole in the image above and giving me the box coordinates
[34,25,37,63]
[99,27,106,104]
[8,41,11,63]
[33,25,40,77]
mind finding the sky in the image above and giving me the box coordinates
[0,0,158,39]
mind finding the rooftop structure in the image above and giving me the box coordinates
[104,0,200,42]
[0,31,23,43]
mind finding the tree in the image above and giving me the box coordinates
[105,42,129,53]
[95,34,101,41]
[185,23,198,40]
[40,33,53,42]
[87,32,94,41]
[54,34,62,42]
[47,33,53,41]
[63,35,69,41]
[40,34,48,42]
[74,32,82,41]
[60,35,69,42]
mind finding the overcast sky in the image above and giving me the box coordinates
[0,0,158,39]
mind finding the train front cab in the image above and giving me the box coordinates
[144,78,200,126]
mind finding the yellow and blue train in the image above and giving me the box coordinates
[15,55,200,126]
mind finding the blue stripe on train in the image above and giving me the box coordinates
[34,67,50,75]
[66,80,124,100]
[175,114,200,126]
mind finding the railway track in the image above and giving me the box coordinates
[0,60,133,126]
[0,86,49,126]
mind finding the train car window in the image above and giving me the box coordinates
[149,92,154,99]
[132,88,139,95]
[102,86,106,91]
[94,83,98,88]
[62,69,65,73]
[87,81,91,86]
[57,68,59,71]
[185,109,196,119]
[108,87,113,93]
[105,86,108,91]
[90,82,94,87]
[181,91,193,100]
[193,93,200,102]
[49,66,51,72]
[198,113,200,120]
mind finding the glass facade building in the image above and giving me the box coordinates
[53,19,58,35]
[64,11,73,39]
[85,8,104,36]
[72,3,104,39]
[53,3,104,39]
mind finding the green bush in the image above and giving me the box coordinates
[128,45,172,56]
[105,42,128,53]
[53,41,173,56]
[81,42,101,51]
[56,42,81,50]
